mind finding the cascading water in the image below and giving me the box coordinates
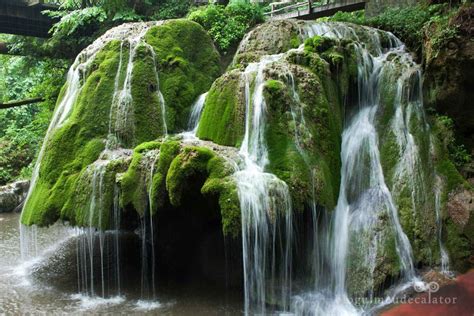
[20,21,168,305]
[235,54,293,315]
[12,17,460,315]
[108,23,167,148]
[435,177,451,274]
[139,151,160,302]
[289,22,437,315]
[188,93,208,133]
[181,92,208,140]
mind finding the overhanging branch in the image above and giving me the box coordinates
[0,97,45,109]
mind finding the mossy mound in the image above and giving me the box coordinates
[119,139,241,237]
[146,19,221,132]
[232,19,305,68]
[198,34,359,212]
[21,19,221,227]
[196,69,246,147]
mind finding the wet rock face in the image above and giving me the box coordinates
[448,187,474,251]
[423,6,474,149]
[0,180,29,213]
[448,188,473,229]
[233,19,305,67]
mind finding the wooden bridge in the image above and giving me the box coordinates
[265,0,366,20]
[0,0,59,38]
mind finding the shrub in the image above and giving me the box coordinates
[188,2,264,52]
[434,115,472,168]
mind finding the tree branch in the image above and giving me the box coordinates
[0,97,45,109]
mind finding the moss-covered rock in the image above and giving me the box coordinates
[232,19,305,68]
[119,139,241,237]
[146,19,221,132]
[196,69,246,147]
[21,19,221,228]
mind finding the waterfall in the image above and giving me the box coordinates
[188,93,208,133]
[435,177,451,274]
[112,185,122,295]
[139,152,160,301]
[22,22,161,223]
[286,22,433,315]
[15,18,455,314]
[181,92,208,140]
[20,22,170,304]
[108,23,167,148]
[235,54,293,315]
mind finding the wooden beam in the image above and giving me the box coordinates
[0,97,45,109]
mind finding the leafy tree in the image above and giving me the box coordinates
[188,1,264,52]
[0,52,68,185]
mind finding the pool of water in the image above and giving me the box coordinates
[0,212,242,315]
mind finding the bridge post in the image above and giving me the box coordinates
[308,0,312,14]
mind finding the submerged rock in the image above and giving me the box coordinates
[0,180,29,213]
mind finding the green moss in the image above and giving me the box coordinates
[150,140,181,213]
[21,40,122,227]
[120,148,146,215]
[304,35,337,54]
[379,130,400,189]
[196,70,245,146]
[202,156,240,238]
[166,146,214,206]
[130,45,166,146]
[445,219,470,272]
[290,35,301,49]
[262,63,343,210]
[135,141,161,153]
[22,20,221,227]
[436,159,466,194]
[265,79,285,92]
[145,19,221,132]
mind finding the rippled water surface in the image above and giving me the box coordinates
[0,213,242,315]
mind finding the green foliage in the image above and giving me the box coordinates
[188,2,264,51]
[434,115,472,168]
[327,4,458,54]
[326,10,366,24]
[152,0,191,20]
[368,5,434,52]
[46,7,107,38]
[0,55,68,185]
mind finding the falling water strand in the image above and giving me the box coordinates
[435,178,451,274]
[235,54,293,315]
[188,92,208,133]
[143,42,168,136]
[113,184,121,295]
[148,153,160,300]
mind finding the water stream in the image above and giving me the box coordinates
[235,54,293,315]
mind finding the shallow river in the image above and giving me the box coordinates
[0,212,242,315]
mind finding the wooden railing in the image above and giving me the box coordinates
[265,1,310,17]
[27,0,61,6]
[264,0,359,18]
